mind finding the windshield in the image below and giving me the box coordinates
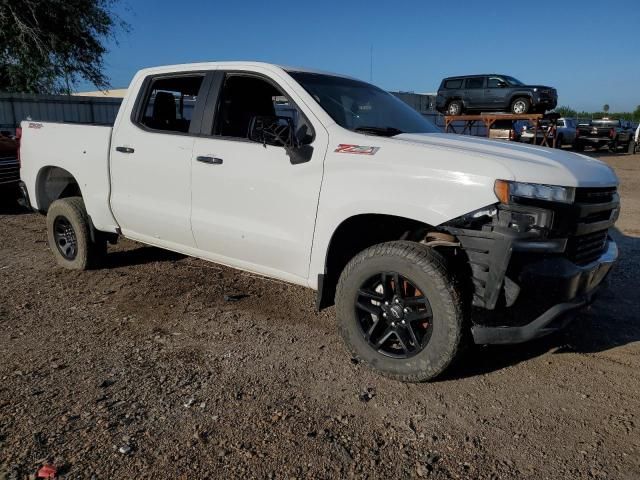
[503,76,525,86]
[288,71,440,136]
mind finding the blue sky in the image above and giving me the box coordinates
[95,0,640,112]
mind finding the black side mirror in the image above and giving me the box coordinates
[248,115,299,148]
[497,81,507,88]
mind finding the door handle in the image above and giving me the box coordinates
[116,146,135,154]
[196,156,223,165]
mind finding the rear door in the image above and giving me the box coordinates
[190,70,328,282]
[463,77,486,110]
[110,73,210,248]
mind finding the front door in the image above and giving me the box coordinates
[190,72,327,282]
[485,76,510,110]
[110,73,209,248]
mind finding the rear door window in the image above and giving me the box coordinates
[465,77,484,89]
[138,75,205,134]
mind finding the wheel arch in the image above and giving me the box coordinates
[35,166,83,213]
[316,213,442,311]
[509,92,533,104]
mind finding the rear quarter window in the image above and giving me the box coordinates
[444,79,463,89]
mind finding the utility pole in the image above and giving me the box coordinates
[370,45,373,82]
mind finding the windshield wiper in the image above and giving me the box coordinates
[354,126,404,137]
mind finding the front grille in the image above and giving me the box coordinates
[0,157,20,185]
[574,187,617,204]
[560,187,618,265]
[566,230,608,265]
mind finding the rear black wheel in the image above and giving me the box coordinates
[446,100,463,116]
[46,197,106,270]
[335,241,465,382]
[52,216,78,260]
[554,134,563,148]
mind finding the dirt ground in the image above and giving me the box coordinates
[1,151,639,479]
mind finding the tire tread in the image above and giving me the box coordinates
[335,241,464,382]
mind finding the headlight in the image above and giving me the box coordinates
[494,180,575,204]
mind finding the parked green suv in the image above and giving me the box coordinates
[435,75,557,116]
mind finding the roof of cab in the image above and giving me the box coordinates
[135,61,357,80]
[443,74,508,80]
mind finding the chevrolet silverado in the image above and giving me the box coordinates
[18,62,620,381]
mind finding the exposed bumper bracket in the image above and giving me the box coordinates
[471,240,618,344]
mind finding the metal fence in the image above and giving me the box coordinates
[0,93,122,134]
[391,92,435,115]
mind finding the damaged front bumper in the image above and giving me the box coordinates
[444,188,619,345]
[471,239,617,344]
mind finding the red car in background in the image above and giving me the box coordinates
[0,130,20,190]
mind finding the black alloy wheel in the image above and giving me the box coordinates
[355,271,433,359]
[53,215,78,260]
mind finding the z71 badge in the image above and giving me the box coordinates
[334,144,380,155]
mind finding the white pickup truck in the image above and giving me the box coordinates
[19,62,620,382]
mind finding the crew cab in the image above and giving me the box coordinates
[19,62,619,382]
[436,74,558,116]
[575,118,635,152]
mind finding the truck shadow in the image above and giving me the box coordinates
[105,246,186,268]
[443,227,640,381]
[588,149,635,158]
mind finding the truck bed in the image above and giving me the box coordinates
[19,121,119,232]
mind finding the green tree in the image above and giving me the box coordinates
[554,105,577,118]
[603,104,610,114]
[0,0,128,94]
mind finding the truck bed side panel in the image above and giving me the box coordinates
[20,122,119,232]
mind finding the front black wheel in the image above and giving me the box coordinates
[46,197,106,270]
[510,97,531,114]
[335,241,465,382]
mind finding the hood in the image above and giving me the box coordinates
[392,133,618,188]
[526,85,555,91]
